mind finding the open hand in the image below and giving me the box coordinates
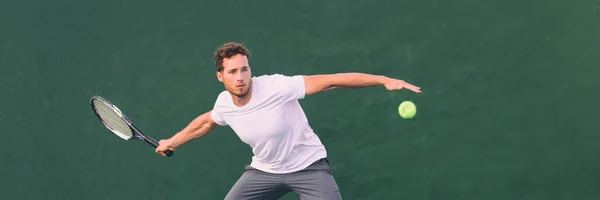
[383,77,421,93]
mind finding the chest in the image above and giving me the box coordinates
[224,101,296,145]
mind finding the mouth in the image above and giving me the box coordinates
[235,84,245,88]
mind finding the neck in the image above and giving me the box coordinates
[231,81,252,107]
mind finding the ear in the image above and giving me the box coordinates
[216,71,223,82]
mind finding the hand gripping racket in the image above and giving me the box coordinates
[90,95,174,157]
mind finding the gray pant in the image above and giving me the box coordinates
[224,158,342,200]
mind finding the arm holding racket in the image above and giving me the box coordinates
[155,110,219,156]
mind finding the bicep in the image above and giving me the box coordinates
[204,111,220,129]
[303,75,337,96]
[188,110,219,138]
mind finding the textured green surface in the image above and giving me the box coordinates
[2,0,600,199]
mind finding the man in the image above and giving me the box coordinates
[155,42,421,199]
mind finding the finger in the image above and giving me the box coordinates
[404,83,420,89]
[407,85,421,93]
[404,82,419,89]
[411,85,421,92]
[156,148,165,155]
[158,151,166,156]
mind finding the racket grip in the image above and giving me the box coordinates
[164,150,174,157]
[144,136,174,157]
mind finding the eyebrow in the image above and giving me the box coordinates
[231,66,248,70]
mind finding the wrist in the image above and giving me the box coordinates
[378,75,389,85]
[166,138,180,148]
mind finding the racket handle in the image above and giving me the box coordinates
[144,136,175,157]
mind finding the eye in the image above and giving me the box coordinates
[241,68,248,72]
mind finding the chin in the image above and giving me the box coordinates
[229,90,247,98]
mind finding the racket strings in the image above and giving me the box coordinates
[93,99,134,139]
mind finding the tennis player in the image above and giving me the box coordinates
[155,42,421,199]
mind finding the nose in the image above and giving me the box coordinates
[237,72,243,82]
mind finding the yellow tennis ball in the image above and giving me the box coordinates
[398,101,417,119]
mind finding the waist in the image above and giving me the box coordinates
[249,147,327,174]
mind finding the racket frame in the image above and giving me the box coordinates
[90,95,173,157]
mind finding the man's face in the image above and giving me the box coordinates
[217,54,252,97]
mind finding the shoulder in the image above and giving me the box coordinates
[213,90,232,108]
[254,73,304,85]
[253,73,285,82]
[216,90,230,101]
[255,74,306,100]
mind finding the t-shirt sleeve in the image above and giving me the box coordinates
[210,109,227,126]
[270,74,306,101]
[210,97,228,126]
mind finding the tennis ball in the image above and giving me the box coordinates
[398,101,416,119]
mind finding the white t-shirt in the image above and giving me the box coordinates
[210,74,327,174]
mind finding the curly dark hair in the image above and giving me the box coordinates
[214,42,251,72]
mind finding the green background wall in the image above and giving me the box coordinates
[1,0,599,199]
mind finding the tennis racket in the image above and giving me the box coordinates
[90,95,174,157]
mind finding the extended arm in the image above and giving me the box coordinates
[302,72,421,96]
[155,110,219,156]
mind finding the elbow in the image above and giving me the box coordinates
[324,84,340,91]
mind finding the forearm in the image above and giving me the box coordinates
[322,73,387,90]
[168,111,216,148]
